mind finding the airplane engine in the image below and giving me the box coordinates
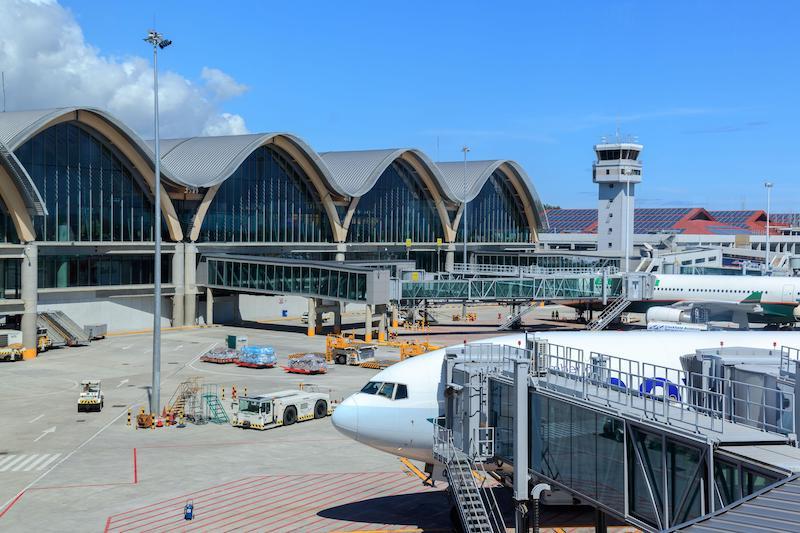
[646,306,692,324]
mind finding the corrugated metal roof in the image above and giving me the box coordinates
[319,148,455,199]
[151,133,343,193]
[0,108,72,148]
[679,473,800,532]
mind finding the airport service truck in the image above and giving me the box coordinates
[77,380,104,412]
[232,390,331,430]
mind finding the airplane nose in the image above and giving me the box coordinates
[331,395,359,440]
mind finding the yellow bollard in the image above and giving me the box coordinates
[127,408,131,426]
[151,413,155,430]
[244,386,248,397]
[232,385,237,400]
[222,387,225,400]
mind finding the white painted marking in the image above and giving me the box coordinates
[0,455,28,472]
[1,405,134,513]
[28,414,44,424]
[23,454,53,471]
[33,426,56,443]
[120,345,133,350]
[173,344,184,351]
[0,455,17,470]
[11,455,40,472]
[117,379,129,388]
[33,453,60,471]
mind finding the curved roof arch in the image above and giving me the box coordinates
[437,159,549,234]
[154,133,343,194]
[0,107,184,240]
[319,148,456,200]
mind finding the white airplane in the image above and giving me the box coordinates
[331,330,800,464]
[633,274,800,327]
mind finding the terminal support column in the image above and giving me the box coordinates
[171,243,185,327]
[307,298,318,337]
[20,244,38,359]
[333,302,342,334]
[205,287,214,326]
[335,243,346,262]
[184,243,197,326]
[444,243,455,271]
[364,304,373,342]
[377,304,387,342]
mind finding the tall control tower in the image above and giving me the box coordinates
[593,139,643,269]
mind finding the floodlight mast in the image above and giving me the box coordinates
[144,29,171,416]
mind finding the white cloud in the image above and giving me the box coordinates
[0,0,249,138]
[201,67,249,100]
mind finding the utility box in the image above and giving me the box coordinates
[227,335,247,349]
[84,324,107,340]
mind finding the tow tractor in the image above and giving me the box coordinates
[232,389,331,430]
[77,380,104,412]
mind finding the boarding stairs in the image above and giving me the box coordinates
[498,304,536,330]
[39,311,90,346]
[202,393,229,424]
[586,295,632,331]
[434,425,504,533]
[166,378,202,420]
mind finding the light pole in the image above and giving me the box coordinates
[461,146,470,267]
[145,29,172,415]
[764,181,773,274]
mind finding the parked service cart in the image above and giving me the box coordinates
[77,380,104,412]
[232,390,331,430]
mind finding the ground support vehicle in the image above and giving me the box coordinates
[232,390,331,430]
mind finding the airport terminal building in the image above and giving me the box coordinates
[0,107,548,353]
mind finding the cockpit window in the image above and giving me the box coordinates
[378,382,395,399]
[361,381,380,395]
[395,384,408,400]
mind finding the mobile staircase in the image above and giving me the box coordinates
[202,389,229,424]
[586,295,632,331]
[166,378,203,420]
[433,423,504,533]
[39,311,90,346]
[498,304,537,331]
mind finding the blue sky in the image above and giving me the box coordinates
[58,0,800,211]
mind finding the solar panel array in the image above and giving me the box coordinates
[771,213,800,227]
[633,208,694,233]
[545,209,597,233]
[707,224,753,235]
[709,210,761,227]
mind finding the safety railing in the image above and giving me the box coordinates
[537,348,796,436]
[781,345,800,377]
[451,262,619,277]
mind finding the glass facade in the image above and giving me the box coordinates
[0,259,20,299]
[457,169,530,243]
[198,145,331,243]
[15,122,165,242]
[206,258,368,302]
[38,254,170,288]
[529,393,626,511]
[347,161,444,244]
[488,380,514,460]
[0,197,18,243]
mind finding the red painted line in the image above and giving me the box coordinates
[106,475,263,521]
[103,516,112,533]
[195,472,387,532]
[110,476,273,530]
[238,473,412,532]
[132,448,138,485]
[129,474,326,533]
[313,483,440,533]
[298,476,425,533]
[179,473,378,533]
[135,437,347,449]
[0,490,26,519]
[303,487,438,533]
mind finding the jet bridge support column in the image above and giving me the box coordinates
[333,302,342,334]
[205,287,214,326]
[184,243,197,326]
[307,298,319,337]
[171,243,185,327]
[513,356,531,532]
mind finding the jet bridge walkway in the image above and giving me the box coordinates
[441,339,800,532]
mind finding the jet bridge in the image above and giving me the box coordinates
[440,339,800,532]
